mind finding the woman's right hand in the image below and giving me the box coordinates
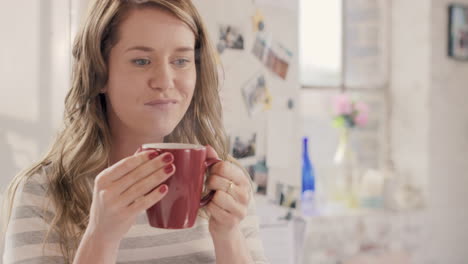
[85,149,175,244]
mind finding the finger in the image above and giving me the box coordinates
[212,191,246,219]
[134,146,143,155]
[112,152,174,194]
[205,145,220,160]
[127,184,169,214]
[119,163,175,206]
[206,201,231,223]
[207,175,250,205]
[95,150,157,188]
[209,162,236,183]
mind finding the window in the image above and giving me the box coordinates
[299,0,342,87]
[300,0,389,89]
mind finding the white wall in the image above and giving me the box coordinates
[0,1,71,191]
[391,0,468,263]
[390,0,431,198]
[424,0,468,263]
[0,1,44,189]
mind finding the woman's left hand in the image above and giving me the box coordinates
[205,146,251,236]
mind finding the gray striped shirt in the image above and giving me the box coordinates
[2,169,269,264]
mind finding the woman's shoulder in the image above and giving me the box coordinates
[20,164,52,192]
[13,164,54,209]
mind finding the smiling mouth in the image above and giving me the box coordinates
[144,99,178,106]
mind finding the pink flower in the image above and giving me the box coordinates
[355,112,369,126]
[354,102,370,127]
[332,94,352,115]
[355,102,369,113]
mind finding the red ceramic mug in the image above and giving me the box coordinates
[142,143,221,229]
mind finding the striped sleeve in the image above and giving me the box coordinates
[240,195,270,264]
[2,171,66,264]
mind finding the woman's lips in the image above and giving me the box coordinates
[144,99,178,110]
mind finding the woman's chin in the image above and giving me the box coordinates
[142,125,177,140]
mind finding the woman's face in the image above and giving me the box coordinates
[104,7,197,140]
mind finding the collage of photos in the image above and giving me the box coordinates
[229,132,269,196]
[218,7,293,199]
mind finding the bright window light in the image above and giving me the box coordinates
[300,0,342,87]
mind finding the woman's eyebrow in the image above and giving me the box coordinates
[125,46,154,52]
[124,46,194,53]
[173,46,194,52]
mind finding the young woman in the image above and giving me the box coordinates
[2,0,268,263]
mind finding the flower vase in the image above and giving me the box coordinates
[332,128,359,209]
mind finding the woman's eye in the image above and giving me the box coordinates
[173,59,190,67]
[132,59,151,66]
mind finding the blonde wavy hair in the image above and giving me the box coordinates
[2,0,233,262]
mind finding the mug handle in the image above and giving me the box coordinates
[200,157,222,207]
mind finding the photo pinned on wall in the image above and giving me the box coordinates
[217,24,245,54]
[246,156,268,195]
[252,33,292,80]
[448,4,468,60]
[275,182,299,209]
[242,73,272,116]
[230,132,257,161]
[265,42,292,80]
[252,33,269,61]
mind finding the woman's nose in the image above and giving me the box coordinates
[148,63,174,91]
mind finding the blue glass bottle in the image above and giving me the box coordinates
[301,137,316,216]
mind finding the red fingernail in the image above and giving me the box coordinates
[164,164,174,174]
[163,153,174,163]
[149,151,159,160]
[159,184,168,194]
